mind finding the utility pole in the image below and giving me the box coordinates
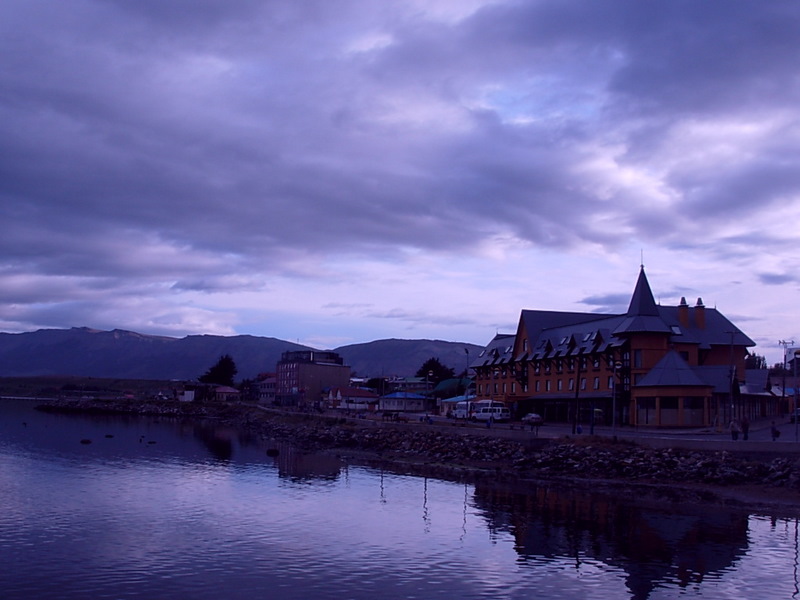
[780,340,794,417]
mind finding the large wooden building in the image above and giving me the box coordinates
[471,267,756,428]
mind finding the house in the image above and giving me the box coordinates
[256,373,277,404]
[379,392,430,413]
[326,386,379,411]
[213,385,240,403]
[472,266,758,428]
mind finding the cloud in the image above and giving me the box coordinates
[1,0,799,364]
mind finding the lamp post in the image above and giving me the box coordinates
[613,360,622,438]
[780,340,793,417]
[795,350,799,443]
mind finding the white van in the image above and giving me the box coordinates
[471,401,510,422]
[453,401,474,420]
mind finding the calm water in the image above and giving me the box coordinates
[2,400,800,600]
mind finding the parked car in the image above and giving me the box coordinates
[521,413,544,425]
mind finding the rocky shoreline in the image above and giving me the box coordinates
[36,398,800,515]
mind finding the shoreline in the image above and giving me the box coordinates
[34,398,800,517]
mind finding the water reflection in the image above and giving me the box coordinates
[192,423,234,460]
[473,481,749,599]
[4,399,800,600]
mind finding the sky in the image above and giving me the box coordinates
[1,0,799,365]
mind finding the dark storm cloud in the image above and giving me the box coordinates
[1,0,799,335]
[759,273,797,286]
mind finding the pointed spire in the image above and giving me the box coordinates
[626,266,659,316]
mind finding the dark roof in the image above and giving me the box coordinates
[525,268,753,357]
[636,351,707,387]
[743,369,770,394]
[471,333,515,368]
[694,366,735,394]
[329,386,378,398]
[613,266,672,335]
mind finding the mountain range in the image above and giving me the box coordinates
[0,327,484,380]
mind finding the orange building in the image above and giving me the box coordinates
[472,267,755,428]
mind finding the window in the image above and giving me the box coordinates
[556,360,563,372]
[593,357,600,368]
[511,382,516,394]
[661,396,679,410]
[580,378,586,390]
[685,396,705,410]
[569,378,575,391]
[633,349,643,368]
[493,383,498,394]
[557,380,563,391]
[502,383,507,394]
[545,380,551,391]
[522,339,528,352]
[593,377,600,390]
[607,376,614,389]
[535,381,540,392]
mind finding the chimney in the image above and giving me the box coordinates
[694,297,705,329]
[678,297,689,327]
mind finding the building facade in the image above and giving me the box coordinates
[472,267,756,427]
[275,350,350,407]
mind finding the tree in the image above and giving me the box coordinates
[199,354,238,387]
[415,357,455,387]
[745,353,767,370]
[366,377,389,396]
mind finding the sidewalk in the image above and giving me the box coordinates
[432,416,800,454]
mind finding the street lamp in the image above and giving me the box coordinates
[613,360,622,437]
[795,350,800,443]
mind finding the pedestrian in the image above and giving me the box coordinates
[729,419,740,441]
[741,416,750,441]
[771,421,781,442]
[486,415,493,428]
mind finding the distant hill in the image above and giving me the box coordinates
[0,327,484,380]
[336,339,482,378]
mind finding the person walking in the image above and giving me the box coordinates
[741,416,750,441]
[729,419,740,441]
[771,421,781,442]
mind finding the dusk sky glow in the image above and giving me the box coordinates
[2,1,799,364]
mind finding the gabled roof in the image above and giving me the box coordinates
[471,333,515,368]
